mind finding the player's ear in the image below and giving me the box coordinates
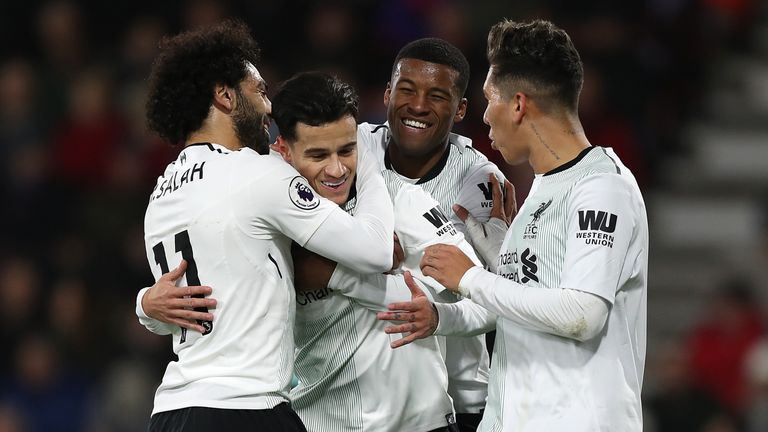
[275,136,292,163]
[383,82,392,107]
[511,92,527,124]
[453,97,468,123]
[212,84,235,113]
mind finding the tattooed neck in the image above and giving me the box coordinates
[531,122,560,160]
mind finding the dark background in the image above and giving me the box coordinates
[1,1,767,431]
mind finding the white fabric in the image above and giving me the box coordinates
[443,147,647,432]
[461,215,508,272]
[357,122,500,413]
[291,177,458,432]
[141,143,393,415]
[457,267,609,342]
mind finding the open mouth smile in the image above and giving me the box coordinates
[401,118,431,130]
[320,178,347,190]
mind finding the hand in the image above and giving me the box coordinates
[142,260,216,333]
[420,244,476,292]
[292,244,337,292]
[453,174,516,272]
[376,271,439,348]
[390,233,405,273]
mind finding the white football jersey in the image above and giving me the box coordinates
[140,143,393,415]
[357,122,503,413]
[462,147,647,432]
[292,172,479,432]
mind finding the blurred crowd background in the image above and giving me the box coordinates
[1,0,768,431]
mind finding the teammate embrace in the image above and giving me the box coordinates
[137,17,647,432]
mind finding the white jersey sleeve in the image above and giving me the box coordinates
[434,298,496,337]
[452,160,506,236]
[135,287,175,335]
[327,270,435,312]
[329,180,481,310]
[254,148,394,273]
[559,173,639,303]
[459,267,610,341]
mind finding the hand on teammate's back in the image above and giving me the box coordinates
[142,260,216,333]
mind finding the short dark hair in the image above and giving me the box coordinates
[272,71,359,142]
[392,38,470,97]
[487,19,583,112]
[146,20,260,145]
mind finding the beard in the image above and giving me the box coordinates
[233,88,270,154]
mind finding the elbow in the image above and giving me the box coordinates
[364,248,393,274]
[561,309,608,342]
[564,317,604,342]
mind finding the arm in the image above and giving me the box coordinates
[453,173,515,272]
[328,269,434,311]
[293,233,404,293]
[136,260,216,335]
[457,268,608,341]
[421,174,637,342]
[433,299,496,337]
[451,161,511,236]
[301,146,394,272]
[260,147,394,273]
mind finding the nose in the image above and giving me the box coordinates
[325,154,347,178]
[407,92,429,115]
[265,96,272,115]
[483,105,490,126]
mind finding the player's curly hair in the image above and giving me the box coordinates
[146,20,260,145]
[393,38,470,98]
[272,71,359,142]
[487,19,583,112]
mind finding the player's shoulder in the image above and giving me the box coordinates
[446,133,502,176]
[357,122,388,145]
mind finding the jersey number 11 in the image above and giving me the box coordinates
[152,230,213,343]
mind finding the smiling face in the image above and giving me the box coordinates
[384,58,466,159]
[278,115,357,205]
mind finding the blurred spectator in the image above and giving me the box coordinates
[645,342,738,432]
[0,333,93,432]
[687,279,765,415]
[745,339,768,432]
[49,67,127,190]
[0,258,42,372]
[0,404,27,432]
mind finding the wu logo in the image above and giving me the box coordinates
[578,210,617,233]
[423,206,450,228]
[521,248,538,283]
[530,199,553,223]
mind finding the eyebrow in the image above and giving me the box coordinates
[396,78,453,98]
[303,141,357,156]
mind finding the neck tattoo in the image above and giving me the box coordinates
[530,122,560,160]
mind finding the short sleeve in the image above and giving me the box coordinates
[392,182,482,294]
[452,161,506,233]
[559,173,638,303]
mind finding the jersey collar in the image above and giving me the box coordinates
[543,146,594,176]
[384,137,452,185]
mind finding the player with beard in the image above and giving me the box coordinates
[138,21,394,432]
